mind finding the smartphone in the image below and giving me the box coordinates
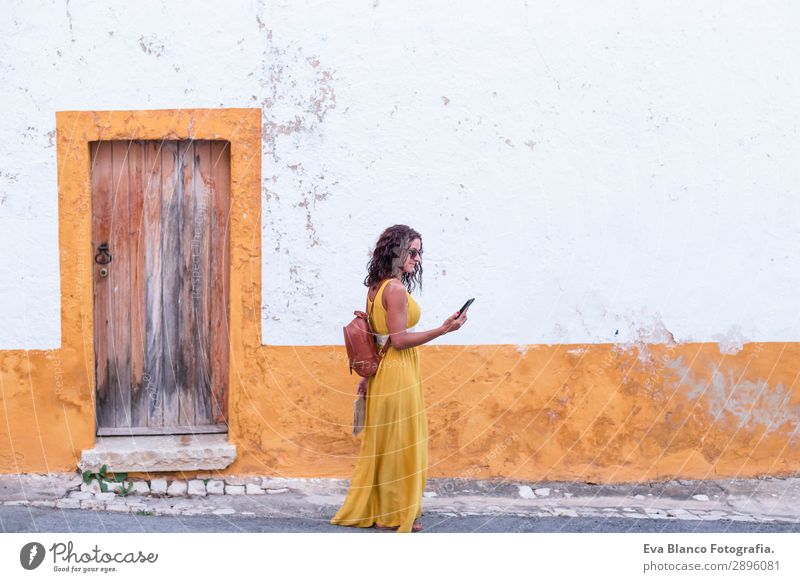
[456,298,475,317]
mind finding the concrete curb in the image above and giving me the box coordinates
[1,473,799,524]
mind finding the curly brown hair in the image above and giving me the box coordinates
[364,224,424,294]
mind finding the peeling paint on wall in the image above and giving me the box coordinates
[712,325,748,355]
[137,34,166,57]
[668,355,800,437]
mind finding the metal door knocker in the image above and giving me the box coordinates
[95,243,112,265]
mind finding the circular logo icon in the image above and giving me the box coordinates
[20,542,46,570]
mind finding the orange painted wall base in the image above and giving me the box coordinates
[2,342,799,483]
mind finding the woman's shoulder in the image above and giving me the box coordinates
[383,279,411,298]
[385,278,405,290]
[382,280,411,307]
[367,278,401,301]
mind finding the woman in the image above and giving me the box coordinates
[330,224,468,533]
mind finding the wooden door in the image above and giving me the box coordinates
[91,140,230,435]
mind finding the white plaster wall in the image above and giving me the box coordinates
[1,1,799,349]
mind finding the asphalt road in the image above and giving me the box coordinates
[2,506,799,533]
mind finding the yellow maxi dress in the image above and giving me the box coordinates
[331,278,427,533]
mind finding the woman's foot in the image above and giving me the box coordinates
[412,519,423,532]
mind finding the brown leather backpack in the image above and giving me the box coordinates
[343,278,393,377]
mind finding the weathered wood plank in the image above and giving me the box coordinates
[91,141,113,430]
[193,141,213,424]
[129,141,146,427]
[160,141,181,427]
[209,141,230,423]
[110,140,132,428]
[143,140,164,427]
[177,141,196,426]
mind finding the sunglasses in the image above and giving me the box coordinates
[408,248,422,259]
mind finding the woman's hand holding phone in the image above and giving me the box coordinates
[442,311,466,334]
[442,298,472,334]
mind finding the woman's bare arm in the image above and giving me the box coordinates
[383,280,466,350]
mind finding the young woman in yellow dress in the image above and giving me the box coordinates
[330,224,469,533]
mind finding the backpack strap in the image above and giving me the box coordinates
[367,278,393,318]
[367,278,394,352]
